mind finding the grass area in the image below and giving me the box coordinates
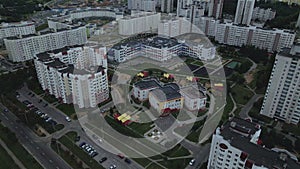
[186,126,203,143]
[36,23,48,31]
[146,163,164,169]
[132,158,152,168]
[192,60,204,66]
[58,132,105,169]
[162,144,190,157]
[43,94,58,103]
[158,158,192,169]
[0,143,20,169]
[231,85,254,105]
[0,124,43,169]
[128,121,154,136]
[282,123,300,136]
[56,103,76,117]
[248,98,273,124]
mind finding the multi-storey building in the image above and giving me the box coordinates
[214,22,295,52]
[198,16,220,37]
[128,0,156,12]
[118,12,161,35]
[4,26,87,62]
[161,0,174,13]
[234,0,255,26]
[260,44,300,124]
[158,17,193,37]
[208,117,300,169]
[0,21,35,45]
[208,0,224,19]
[108,34,216,62]
[34,45,109,108]
[252,7,276,22]
[133,79,161,101]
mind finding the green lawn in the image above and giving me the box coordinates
[158,158,192,169]
[282,123,300,136]
[146,163,164,169]
[56,103,76,117]
[231,85,254,105]
[162,144,190,157]
[186,127,203,143]
[0,124,43,169]
[132,158,152,167]
[128,121,154,135]
[58,133,105,169]
[43,94,58,103]
[0,144,20,169]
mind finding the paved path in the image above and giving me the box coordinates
[0,139,26,169]
[239,94,264,119]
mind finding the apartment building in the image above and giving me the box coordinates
[260,44,300,124]
[118,12,161,35]
[158,17,193,37]
[252,7,276,22]
[128,0,156,12]
[198,16,220,37]
[0,21,35,45]
[161,0,174,13]
[4,26,87,62]
[234,0,255,25]
[214,22,295,52]
[208,117,300,169]
[34,45,109,108]
[208,0,224,19]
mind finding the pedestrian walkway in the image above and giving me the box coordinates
[0,139,26,169]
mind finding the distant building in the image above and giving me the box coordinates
[208,0,224,19]
[149,84,183,115]
[161,0,174,13]
[260,44,300,124]
[158,17,193,37]
[234,0,255,26]
[128,0,156,12]
[296,12,300,28]
[252,7,276,22]
[118,12,161,35]
[4,26,87,62]
[208,117,300,169]
[34,44,109,108]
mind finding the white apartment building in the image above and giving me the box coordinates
[180,85,206,111]
[214,22,295,52]
[4,26,87,62]
[48,8,123,30]
[198,17,220,37]
[118,12,161,35]
[133,79,161,101]
[252,7,276,22]
[128,0,156,12]
[234,0,255,25]
[208,117,300,169]
[0,21,35,45]
[158,17,194,37]
[260,44,300,124]
[208,0,224,19]
[34,45,109,108]
[161,0,174,13]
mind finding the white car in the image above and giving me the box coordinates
[65,116,71,122]
[109,164,116,169]
[189,159,195,166]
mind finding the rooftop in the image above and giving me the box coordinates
[176,33,214,48]
[180,85,206,99]
[219,117,300,169]
[134,79,161,90]
[150,85,182,101]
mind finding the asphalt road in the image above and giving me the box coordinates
[0,103,72,169]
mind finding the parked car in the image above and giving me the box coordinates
[65,116,71,122]
[124,158,131,164]
[189,159,195,166]
[109,164,116,169]
[117,153,124,159]
[99,157,107,163]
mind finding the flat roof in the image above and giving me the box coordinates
[176,33,214,48]
[134,79,161,90]
[180,85,206,99]
[220,118,300,169]
[151,85,182,101]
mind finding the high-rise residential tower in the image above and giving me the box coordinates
[260,44,300,124]
[208,0,224,19]
[234,0,255,25]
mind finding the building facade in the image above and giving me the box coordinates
[208,0,224,19]
[208,117,300,169]
[133,79,161,101]
[4,26,87,62]
[128,0,156,12]
[0,21,35,45]
[260,44,300,124]
[252,7,276,22]
[118,12,161,35]
[34,45,109,108]
[180,85,206,111]
[161,0,174,13]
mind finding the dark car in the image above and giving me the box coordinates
[117,153,124,159]
[125,158,131,164]
[99,157,107,163]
